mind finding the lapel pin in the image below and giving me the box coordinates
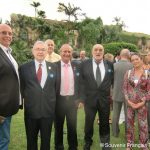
[108,69,111,72]
[48,66,51,70]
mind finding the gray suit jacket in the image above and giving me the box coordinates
[112,60,133,102]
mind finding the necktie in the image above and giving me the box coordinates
[96,62,101,86]
[37,64,42,83]
[64,64,69,95]
[6,48,14,65]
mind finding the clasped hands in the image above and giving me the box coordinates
[127,98,146,109]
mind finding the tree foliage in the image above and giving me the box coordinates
[8,9,150,64]
[103,42,138,55]
[76,17,103,51]
[30,1,41,18]
[37,10,46,19]
[57,2,85,21]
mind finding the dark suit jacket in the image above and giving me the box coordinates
[55,61,81,103]
[0,47,20,117]
[19,60,57,119]
[80,59,114,107]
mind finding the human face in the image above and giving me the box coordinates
[131,54,143,68]
[60,44,72,63]
[92,44,104,62]
[145,52,150,64]
[80,51,86,59]
[0,24,12,47]
[32,42,48,62]
[45,40,54,54]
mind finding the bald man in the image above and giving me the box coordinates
[80,44,114,150]
[45,39,61,62]
[0,24,20,150]
[55,44,82,150]
[112,49,133,137]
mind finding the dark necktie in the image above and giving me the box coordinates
[37,64,42,83]
[96,62,101,86]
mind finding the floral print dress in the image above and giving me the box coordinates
[123,69,150,150]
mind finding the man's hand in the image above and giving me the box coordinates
[0,116,5,124]
[134,100,145,109]
[78,102,84,108]
[127,100,145,109]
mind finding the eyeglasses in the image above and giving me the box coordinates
[34,48,47,52]
[0,31,12,36]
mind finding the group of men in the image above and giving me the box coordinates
[0,24,114,150]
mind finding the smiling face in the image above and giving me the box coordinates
[0,24,12,48]
[130,54,143,68]
[92,44,104,62]
[32,41,48,62]
[60,44,73,64]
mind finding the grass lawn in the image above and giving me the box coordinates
[9,109,140,150]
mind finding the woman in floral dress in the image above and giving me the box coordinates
[123,53,150,150]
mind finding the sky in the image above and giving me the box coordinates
[0,0,150,34]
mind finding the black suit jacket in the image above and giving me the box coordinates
[0,47,20,117]
[80,59,114,107]
[19,60,57,119]
[55,61,81,102]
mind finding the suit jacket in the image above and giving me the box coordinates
[19,60,57,119]
[0,47,20,117]
[55,61,81,103]
[80,59,114,107]
[112,60,133,102]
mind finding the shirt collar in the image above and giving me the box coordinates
[92,58,103,65]
[0,44,12,53]
[61,60,71,67]
[34,59,46,67]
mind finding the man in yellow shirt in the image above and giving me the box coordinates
[45,39,61,62]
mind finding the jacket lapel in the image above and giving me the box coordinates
[30,61,41,87]
[101,60,108,83]
[0,47,17,76]
[43,62,54,89]
[88,59,97,86]
[89,59,96,81]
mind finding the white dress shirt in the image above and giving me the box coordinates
[93,59,105,82]
[35,59,47,88]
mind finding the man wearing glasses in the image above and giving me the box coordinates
[19,41,57,150]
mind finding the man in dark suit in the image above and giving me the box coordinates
[0,24,20,150]
[55,44,82,150]
[80,44,114,150]
[19,41,57,150]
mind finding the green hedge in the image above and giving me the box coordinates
[103,42,138,55]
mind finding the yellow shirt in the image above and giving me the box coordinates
[45,52,61,63]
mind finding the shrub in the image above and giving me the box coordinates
[103,42,138,55]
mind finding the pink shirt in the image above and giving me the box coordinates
[60,61,74,96]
